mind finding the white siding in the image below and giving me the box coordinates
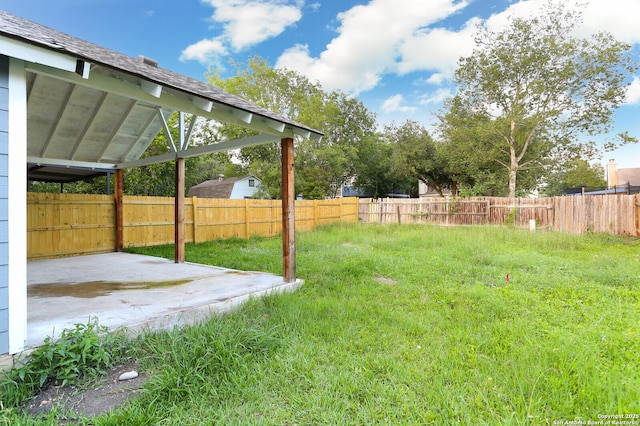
[0,55,8,354]
[229,176,261,199]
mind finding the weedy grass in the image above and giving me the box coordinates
[0,318,129,422]
[9,224,640,424]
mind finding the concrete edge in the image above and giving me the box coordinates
[118,278,304,336]
[0,353,14,372]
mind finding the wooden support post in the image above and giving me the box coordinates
[114,169,124,252]
[175,157,185,263]
[281,137,295,283]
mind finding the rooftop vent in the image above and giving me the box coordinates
[137,55,158,67]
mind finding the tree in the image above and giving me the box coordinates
[442,0,638,198]
[351,133,416,198]
[543,159,607,196]
[437,96,543,196]
[209,57,377,199]
[386,121,454,197]
[123,114,234,196]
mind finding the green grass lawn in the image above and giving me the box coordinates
[14,224,640,424]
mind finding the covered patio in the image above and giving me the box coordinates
[27,252,301,348]
[0,10,322,358]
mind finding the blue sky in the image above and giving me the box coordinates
[3,0,640,169]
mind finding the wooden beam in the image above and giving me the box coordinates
[114,169,124,252]
[281,137,295,283]
[117,133,277,169]
[174,158,185,263]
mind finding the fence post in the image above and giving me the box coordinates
[633,194,640,237]
[192,196,198,244]
[244,198,250,238]
[484,200,489,225]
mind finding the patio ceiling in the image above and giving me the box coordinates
[0,10,323,182]
[26,67,175,175]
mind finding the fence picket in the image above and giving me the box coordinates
[358,195,638,237]
[27,194,359,259]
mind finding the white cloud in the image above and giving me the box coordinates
[211,0,302,50]
[579,0,640,44]
[425,73,447,85]
[182,0,640,117]
[180,38,227,63]
[181,0,303,64]
[396,17,479,76]
[625,77,640,105]
[275,0,469,95]
[482,0,640,44]
[381,94,417,113]
[419,88,452,105]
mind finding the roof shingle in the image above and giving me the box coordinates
[188,177,248,199]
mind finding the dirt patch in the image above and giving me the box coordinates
[26,360,148,421]
[375,277,397,285]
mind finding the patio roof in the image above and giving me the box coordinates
[0,10,322,182]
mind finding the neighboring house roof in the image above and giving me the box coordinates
[617,168,640,186]
[0,10,322,182]
[188,176,259,199]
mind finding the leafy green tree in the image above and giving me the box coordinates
[350,133,415,198]
[209,56,377,199]
[28,178,111,194]
[442,0,638,198]
[386,121,454,197]
[123,114,235,196]
[208,57,322,198]
[543,159,607,196]
[437,96,543,196]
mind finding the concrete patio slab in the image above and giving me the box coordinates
[26,252,301,348]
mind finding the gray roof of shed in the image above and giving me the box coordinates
[188,176,254,199]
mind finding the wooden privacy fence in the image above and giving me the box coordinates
[27,193,359,259]
[359,195,640,236]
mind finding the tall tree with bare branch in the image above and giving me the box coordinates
[441,1,637,198]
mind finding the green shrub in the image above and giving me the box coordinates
[0,317,128,409]
[505,206,518,226]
